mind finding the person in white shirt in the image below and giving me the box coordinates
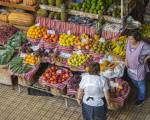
[76,63,111,120]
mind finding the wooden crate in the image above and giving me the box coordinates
[0,67,12,85]
[50,87,67,96]
[18,76,35,86]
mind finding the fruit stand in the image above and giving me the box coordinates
[0,0,149,110]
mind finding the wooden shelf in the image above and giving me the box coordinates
[0,1,38,12]
[40,4,122,24]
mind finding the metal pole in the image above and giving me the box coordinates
[121,0,124,19]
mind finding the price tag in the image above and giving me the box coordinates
[59,52,71,58]
[47,30,55,34]
[81,38,87,43]
[99,37,106,43]
[20,53,26,58]
[45,49,50,53]
[35,23,40,26]
[74,50,82,55]
[31,45,39,51]
[67,30,71,35]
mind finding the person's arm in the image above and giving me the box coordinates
[102,77,111,107]
[139,44,150,64]
[76,74,85,105]
[104,90,111,107]
[76,88,84,105]
[144,55,150,64]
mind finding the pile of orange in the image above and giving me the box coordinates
[27,26,47,39]
[24,54,39,65]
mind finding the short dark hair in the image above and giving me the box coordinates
[127,30,141,41]
[88,63,100,75]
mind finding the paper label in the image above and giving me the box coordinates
[20,53,26,58]
[59,52,71,58]
[31,45,39,51]
[99,37,106,43]
[67,30,71,35]
[81,38,87,43]
[74,50,82,55]
[47,30,55,34]
[35,23,40,26]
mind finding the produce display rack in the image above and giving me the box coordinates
[39,4,122,24]
[0,1,38,12]
[27,83,77,107]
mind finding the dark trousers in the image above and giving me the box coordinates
[82,103,107,120]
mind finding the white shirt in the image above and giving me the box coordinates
[79,73,109,107]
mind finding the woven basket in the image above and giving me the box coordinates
[108,81,130,110]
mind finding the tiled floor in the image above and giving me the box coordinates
[0,84,150,120]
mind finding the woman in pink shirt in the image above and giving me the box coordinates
[126,30,150,106]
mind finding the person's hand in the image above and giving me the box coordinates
[144,55,150,64]
[76,99,82,106]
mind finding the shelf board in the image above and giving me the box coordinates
[0,1,38,12]
[39,4,122,24]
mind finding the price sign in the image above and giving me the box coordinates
[35,23,40,26]
[31,45,39,51]
[47,30,55,34]
[59,52,71,58]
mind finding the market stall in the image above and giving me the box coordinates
[0,0,149,110]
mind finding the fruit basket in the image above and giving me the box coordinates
[67,53,92,72]
[101,23,123,40]
[39,66,73,90]
[42,34,59,49]
[108,79,130,110]
[67,75,81,96]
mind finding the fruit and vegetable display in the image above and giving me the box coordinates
[48,12,61,20]
[67,74,81,96]
[68,16,97,27]
[100,60,117,72]
[0,46,15,65]
[37,9,49,17]
[69,0,104,14]
[110,79,129,98]
[7,32,26,49]
[27,25,47,39]
[74,34,93,50]
[109,36,126,58]
[67,54,90,67]
[0,25,18,45]
[21,42,34,53]
[43,33,59,44]
[40,66,71,84]
[91,40,109,54]
[8,12,35,27]
[23,54,40,65]
[9,56,32,74]
[59,34,76,47]
[140,24,150,38]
